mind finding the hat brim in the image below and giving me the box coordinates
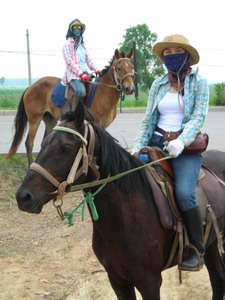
[152,42,199,66]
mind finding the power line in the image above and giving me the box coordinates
[0,50,110,60]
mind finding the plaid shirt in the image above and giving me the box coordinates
[133,68,209,152]
[62,38,97,83]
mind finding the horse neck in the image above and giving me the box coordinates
[89,181,161,237]
[90,71,119,128]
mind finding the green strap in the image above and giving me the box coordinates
[70,156,171,192]
[64,156,171,226]
[63,180,108,226]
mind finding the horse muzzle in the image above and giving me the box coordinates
[16,188,52,214]
[123,82,135,95]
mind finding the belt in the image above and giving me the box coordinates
[156,126,182,141]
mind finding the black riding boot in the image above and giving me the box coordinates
[61,99,70,118]
[61,95,84,118]
[71,95,85,111]
[179,206,205,271]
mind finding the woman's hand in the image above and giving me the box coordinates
[96,70,102,76]
[80,73,89,82]
[163,139,185,157]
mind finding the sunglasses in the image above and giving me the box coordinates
[72,25,82,30]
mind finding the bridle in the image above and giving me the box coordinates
[110,57,135,91]
[88,57,135,92]
[30,122,100,209]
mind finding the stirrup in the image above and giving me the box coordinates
[178,244,204,272]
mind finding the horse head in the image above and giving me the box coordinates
[112,48,135,95]
[16,102,100,214]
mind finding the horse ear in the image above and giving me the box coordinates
[115,49,120,59]
[74,101,85,127]
[127,48,133,58]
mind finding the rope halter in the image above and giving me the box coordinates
[30,122,99,206]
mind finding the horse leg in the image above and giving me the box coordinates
[204,238,225,300]
[107,273,136,300]
[135,272,162,300]
[25,118,42,167]
[107,271,161,300]
[42,112,58,138]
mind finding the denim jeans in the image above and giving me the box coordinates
[149,133,202,212]
[70,79,86,96]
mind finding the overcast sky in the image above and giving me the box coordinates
[0,0,224,83]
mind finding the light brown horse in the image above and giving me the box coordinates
[6,49,135,166]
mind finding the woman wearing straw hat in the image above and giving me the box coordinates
[132,34,209,271]
[61,18,102,113]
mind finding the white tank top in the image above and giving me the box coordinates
[157,92,184,132]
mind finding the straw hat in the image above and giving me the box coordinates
[152,34,199,66]
[69,18,86,32]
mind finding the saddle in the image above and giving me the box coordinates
[64,81,93,107]
[51,78,99,109]
[139,146,225,271]
[139,147,225,235]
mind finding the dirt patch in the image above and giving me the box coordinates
[0,165,212,300]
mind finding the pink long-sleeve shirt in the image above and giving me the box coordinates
[62,37,97,83]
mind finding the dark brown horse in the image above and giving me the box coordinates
[16,102,225,299]
[6,49,134,166]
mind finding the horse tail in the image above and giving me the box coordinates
[5,89,28,159]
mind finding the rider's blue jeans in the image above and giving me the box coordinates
[69,79,86,96]
[149,133,202,212]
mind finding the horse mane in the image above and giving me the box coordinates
[101,55,114,76]
[101,50,127,76]
[91,122,151,199]
[63,110,151,199]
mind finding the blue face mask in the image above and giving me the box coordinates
[163,53,189,73]
[72,28,82,38]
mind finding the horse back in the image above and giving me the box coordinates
[23,76,60,119]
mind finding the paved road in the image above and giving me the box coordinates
[1,110,225,154]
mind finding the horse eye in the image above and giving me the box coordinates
[61,145,73,153]
[116,67,121,72]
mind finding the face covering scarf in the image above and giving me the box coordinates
[163,52,190,95]
[72,29,83,50]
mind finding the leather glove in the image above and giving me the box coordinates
[96,70,102,76]
[163,139,185,158]
[79,73,89,82]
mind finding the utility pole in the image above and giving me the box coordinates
[26,29,32,86]
[133,41,138,100]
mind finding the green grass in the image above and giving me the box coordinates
[119,90,148,108]
[0,249,12,259]
[0,154,28,181]
[0,87,24,109]
[209,84,216,105]
[0,85,222,110]
[56,245,73,254]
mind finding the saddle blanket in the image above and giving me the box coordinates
[52,80,66,107]
[51,78,100,108]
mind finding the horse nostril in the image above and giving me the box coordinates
[125,85,135,95]
[16,190,33,211]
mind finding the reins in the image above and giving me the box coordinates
[87,57,134,92]
[69,156,171,191]
[29,122,171,223]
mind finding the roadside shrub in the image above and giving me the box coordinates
[0,88,23,109]
[214,83,225,106]
[0,94,18,108]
